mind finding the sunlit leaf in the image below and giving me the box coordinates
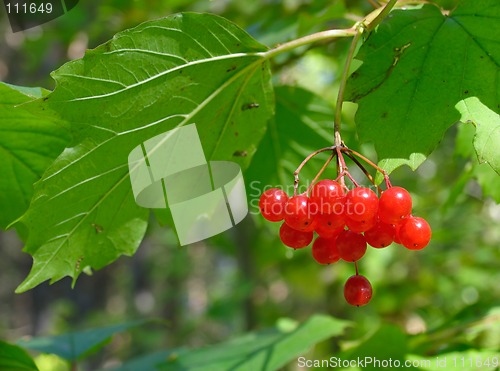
[15,12,274,292]
[346,0,500,175]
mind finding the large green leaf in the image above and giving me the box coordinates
[17,321,146,361]
[0,341,39,371]
[15,12,274,292]
[345,0,500,174]
[0,82,69,230]
[157,315,350,371]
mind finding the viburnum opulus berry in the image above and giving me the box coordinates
[312,236,340,264]
[378,186,412,224]
[364,221,395,248]
[279,222,313,249]
[397,216,432,250]
[259,188,288,222]
[258,143,432,306]
[345,187,378,223]
[344,275,372,306]
[310,179,344,214]
[284,194,316,231]
[336,230,367,262]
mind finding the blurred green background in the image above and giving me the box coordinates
[1,0,499,370]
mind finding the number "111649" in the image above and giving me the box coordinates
[5,2,53,14]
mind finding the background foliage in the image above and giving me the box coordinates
[0,0,499,370]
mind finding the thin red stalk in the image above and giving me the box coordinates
[343,148,392,188]
[306,151,337,195]
[293,146,336,195]
[344,151,382,193]
[335,146,360,188]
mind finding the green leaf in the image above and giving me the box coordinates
[340,325,410,370]
[17,321,146,361]
[0,82,69,230]
[106,349,186,371]
[0,341,39,371]
[455,120,500,202]
[158,315,350,371]
[457,97,500,175]
[345,0,500,174]
[15,12,274,292]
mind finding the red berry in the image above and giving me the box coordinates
[259,188,288,222]
[378,187,412,224]
[279,222,313,249]
[314,211,345,235]
[345,187,378,222]
[336,230,367,262]
[284,195,316,231]
[398,216,431,250]
[312,236,340,264]
[345,215,376,233]
[364,222,395,248]
[310,179,344,214]
[344,275,372,306]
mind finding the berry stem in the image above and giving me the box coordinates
[335,147,360,188]
[332,0,397,148]
[293,146,336,195]
[354,261,359,276]
[306,151,337,195]
[344,151,382,194]
[344,148,392,188]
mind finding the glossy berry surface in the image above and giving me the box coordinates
[310,179,344,214]
[314,211,345,235]
[336,230,367,262]
[312,236,340,264]
[378,186,412,224]
[284,195,315,231]
[259,188,288,222]
[279,222,313,249]
[345,215,376,233]
[345,187,379,222]
[344,275,372,306]
[398,216,431,250]
[364,222,395,248]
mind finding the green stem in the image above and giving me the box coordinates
[263,28,357,59]
[333,0,398,146]
[364,0,398,32]
[334,29,362,147]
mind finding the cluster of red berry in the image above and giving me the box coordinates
[259,153,431,306]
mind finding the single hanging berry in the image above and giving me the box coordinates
[344,274,372,306]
